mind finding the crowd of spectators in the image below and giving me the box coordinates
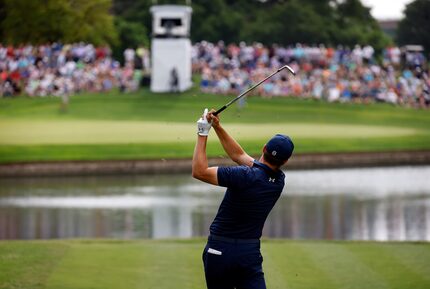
[2,41,429,108]
[0,43,148,98]
[192,41,430,108]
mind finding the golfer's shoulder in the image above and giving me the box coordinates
[218,165,255,177]
[217,165,257,186]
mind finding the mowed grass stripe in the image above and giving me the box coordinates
[2,240,430,289]
[1,90,430,162]
[381,243,430,282]
[46,242,145,289]
[0,120,420,145]
[1,135,430,163]
[138,242,205,289]
[302,242,390,289]
[0,241,68,289]
[345,243,430,289]
[46,241,206,289]
[263,241,336,289]
[1,92,429,129]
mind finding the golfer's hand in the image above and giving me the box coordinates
[197,108,212,136]
[207,109,220,129]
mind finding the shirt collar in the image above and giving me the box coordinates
[253,159,282,176]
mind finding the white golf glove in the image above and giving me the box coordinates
[197,108,212,136]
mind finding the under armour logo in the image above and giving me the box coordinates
[269,177,276,183]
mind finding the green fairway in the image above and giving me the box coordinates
[1,239,429,289]
[0,120,419,145]
[0,89,429,162]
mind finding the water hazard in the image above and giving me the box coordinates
[1,166,429,241]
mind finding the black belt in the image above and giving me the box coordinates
[209,234,260,244]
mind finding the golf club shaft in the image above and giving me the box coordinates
[213,65,295,115]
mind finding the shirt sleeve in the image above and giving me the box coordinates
[217,166,252,189]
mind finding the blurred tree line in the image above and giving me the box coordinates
[0,0,117,45]
[0,0,429,57]
[397,0,430,54]
[113,0,391,52]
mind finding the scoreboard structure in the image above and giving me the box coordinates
[150,5,193,93]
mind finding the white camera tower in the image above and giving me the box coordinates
[150,5,193,92]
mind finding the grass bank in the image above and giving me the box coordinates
[0,89,429,162]
[1,239,429,289]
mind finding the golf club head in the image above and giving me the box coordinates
[278,65,296,76]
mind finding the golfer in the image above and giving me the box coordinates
[192,108,294,289]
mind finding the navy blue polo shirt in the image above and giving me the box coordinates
[209,160,285,239]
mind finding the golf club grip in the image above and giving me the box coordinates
[214,106,227,116]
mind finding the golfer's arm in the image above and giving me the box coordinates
[192,135,218,185]
[214,125,253,167]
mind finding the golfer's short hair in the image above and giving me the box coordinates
[263,150,286,167]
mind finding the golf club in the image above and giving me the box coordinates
[213,65,296,116]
